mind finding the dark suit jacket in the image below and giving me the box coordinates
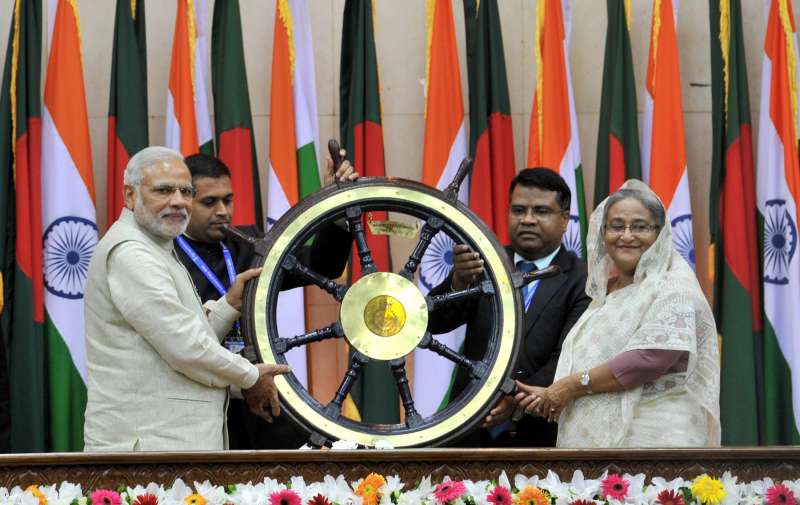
[175,223,352,449]
[428,246,590,447]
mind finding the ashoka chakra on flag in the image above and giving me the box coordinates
[671,214,696,269]
[763,199,798,286]
[43,216,98,299]
[419,233,456,291]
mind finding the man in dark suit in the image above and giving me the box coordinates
[176,153,355,449]
[428,168,590,447]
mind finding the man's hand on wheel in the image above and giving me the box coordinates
[242,363,291,423]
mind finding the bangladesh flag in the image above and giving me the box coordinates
[464,0,515,245]
[0,0,46,452]
[212,0,262,228]
[709,0,763,446]
[107,0,148,225]
[339,0,398,424]
[595,0,641,204]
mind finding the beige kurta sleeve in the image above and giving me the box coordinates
[107,241,259,390]
[203,296,241,340]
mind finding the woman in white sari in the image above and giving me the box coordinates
[514,180,720,447]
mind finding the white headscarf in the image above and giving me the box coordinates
[554,180,720,447]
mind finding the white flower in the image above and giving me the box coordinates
[261,478,286,496]
[462,479,492,505]
[193,481,227,505]
[331,439,359,450]
[719,471,742,505]
[514,474,541,492]
[540,470,570,504]
[378,475,404,504]
[621,473,647,505]
[227,482,266,505]
[373,439,394,450]
[498,471,511,491]
[287,476,314,502]
[18,489,41,505]
[159,479,192,505]
[566,470,601,504]
[322,475,360,504]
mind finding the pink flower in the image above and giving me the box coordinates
[487,485,513,504]
[90,490,121,505]
[433,480,466,503]
[601,474,630,501]
[767,484,797,505]
[268,489,301,505]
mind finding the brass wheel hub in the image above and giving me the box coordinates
[339,272,428,360]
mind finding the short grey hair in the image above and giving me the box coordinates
[123,146,184,188]
[602,188,666,229]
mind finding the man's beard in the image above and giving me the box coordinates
[134,192,189,239]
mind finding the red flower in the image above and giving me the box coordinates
[433,480,466,503]
[306,495,332,505]
[656,490,686,505]
[133,495,158,505]
[601,474,630,501]
[767,484,797,505]
[487,486,513,504]
[90,490,122,505]
[269,490,301,505]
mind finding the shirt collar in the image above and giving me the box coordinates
[514,246,561,270]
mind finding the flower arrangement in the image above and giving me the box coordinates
[3,471,798,505]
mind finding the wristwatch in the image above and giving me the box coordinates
[579,371,593,394]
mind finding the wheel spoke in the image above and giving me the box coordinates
[399,217,444,279]
[427,279,495,310]
[324,352,369,419]
[345,206,377,274]
[281,254,348,301]
[418,332,486,379]
[389,358,423,428]
[274,322,345,354]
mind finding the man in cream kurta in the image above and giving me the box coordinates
[83,147,287,452]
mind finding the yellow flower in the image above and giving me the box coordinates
[184,494,206,505]
[691,475,726,505]
[515,486,549,505]
[355,473,386,505]
[25,486,47,505]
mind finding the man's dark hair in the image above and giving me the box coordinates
[184,153,231,180]
[508,167,571,212]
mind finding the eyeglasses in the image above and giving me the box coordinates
[509,205,566,220]
[603,222,659,236]
[144,184,197,200]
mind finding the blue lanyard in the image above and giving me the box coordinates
[177,236,237,296]
[523,279,540,311]
[177,236,239,331]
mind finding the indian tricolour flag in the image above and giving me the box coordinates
[756,0,800,443]
[413,0,468,416]
[527,0,587,257]
[41,0,97,451]
[642,0,694,268]
[267,0,323,388]
[166,0,214,155]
